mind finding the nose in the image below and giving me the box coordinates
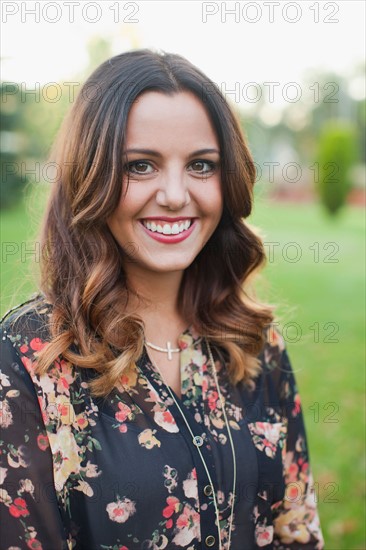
[155,168,191,210]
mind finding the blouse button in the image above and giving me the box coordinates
[205,535,216,547]
[203,484,213,496]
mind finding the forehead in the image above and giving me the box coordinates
[124,90,219,148]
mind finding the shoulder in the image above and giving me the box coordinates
[256,323,295,398]
[260,323,287,371]
[1,292,53,355]
[0,293,52,382]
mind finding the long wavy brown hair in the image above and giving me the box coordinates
[29,48,275,398]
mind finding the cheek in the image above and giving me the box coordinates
[200,181,223,217]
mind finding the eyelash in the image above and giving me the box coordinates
[123,159,218,176]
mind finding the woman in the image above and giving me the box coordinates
[0,49,324,549]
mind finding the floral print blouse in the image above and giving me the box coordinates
[0,294,324,550]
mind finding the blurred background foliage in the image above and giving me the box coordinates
[1,37,365,214]
[1,36,365,549]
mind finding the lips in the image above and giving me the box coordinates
[139,218,197,243]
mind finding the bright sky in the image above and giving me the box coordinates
[1,0,365,113]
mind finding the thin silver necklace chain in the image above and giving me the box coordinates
[145,336,236,549]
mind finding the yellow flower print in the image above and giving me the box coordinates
[138,429,161,449]
[57,395,76,425]
[48,425,82,490]
[273,507,312,544]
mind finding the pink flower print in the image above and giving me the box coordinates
[26,538,43,549]
[255,524,274,546]
[288,462,299,482]
[115,402,132,423]
[55,360,75,394]
[207,390,218,411]
[248,422,287,459]
[37,433,49,451]
[292,393,301,417]
[106,497,136,524]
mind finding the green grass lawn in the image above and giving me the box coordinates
[1,184,365,549]
[249,196,365,549]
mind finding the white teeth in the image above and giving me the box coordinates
[142,219,192,235]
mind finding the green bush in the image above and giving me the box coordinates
[315,121,359,216]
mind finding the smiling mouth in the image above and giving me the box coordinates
[141,219,194,235]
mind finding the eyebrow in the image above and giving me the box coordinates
[123,148,220,158]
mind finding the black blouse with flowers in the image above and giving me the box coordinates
[0,294,324,550]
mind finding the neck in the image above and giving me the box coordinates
[123,265,188,344]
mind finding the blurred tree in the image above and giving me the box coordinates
[0,82,27,209]
[314,120,359,216]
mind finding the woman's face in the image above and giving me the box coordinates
[107,90,223,275]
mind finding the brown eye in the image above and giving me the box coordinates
[125,161,154,174]
[189,160,216,173]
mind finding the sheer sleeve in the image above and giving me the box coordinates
[269,329,325,549]
[0,322,70,550]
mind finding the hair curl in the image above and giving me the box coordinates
[30,48,275,398]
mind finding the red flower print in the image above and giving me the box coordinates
[163,496,180,518]
[166,518,173,529]
[29,338,47,352]
[37,433,49,451]
[19,344,28,353]
[162,410,175,423]
[287,483,301,501]
[9,497,29,518]
[27,538,43,549]
[163,505,174,519]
